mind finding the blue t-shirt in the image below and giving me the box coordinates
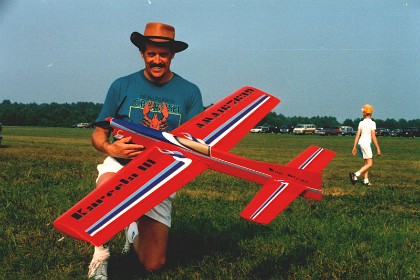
[96,70,203,131]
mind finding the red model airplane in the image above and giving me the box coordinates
[54,86,335,246]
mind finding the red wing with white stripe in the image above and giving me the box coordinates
[171,86,280,151]
[53,146,207,246]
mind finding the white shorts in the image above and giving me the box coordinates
[357,142,373,159]
[96,156,176,228]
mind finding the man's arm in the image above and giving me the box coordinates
[92,126,145,159]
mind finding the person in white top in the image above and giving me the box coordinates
[350,104,381,186]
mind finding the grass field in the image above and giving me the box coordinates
[0,127,418,279]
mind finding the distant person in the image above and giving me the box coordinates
[349,104,381,186]
[88,22,203,279]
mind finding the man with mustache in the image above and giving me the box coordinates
[88,22,203,279]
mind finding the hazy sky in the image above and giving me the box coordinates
[1,0,419,122]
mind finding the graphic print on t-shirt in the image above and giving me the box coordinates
[141,100,169,130]
[128,97,182,131]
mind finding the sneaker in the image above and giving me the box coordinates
[88,248,109,279]
[363,182,372,186]
[122,222,138,254]
[349,173,358,185]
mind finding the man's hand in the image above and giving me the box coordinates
[102,136,145,159]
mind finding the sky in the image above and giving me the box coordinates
[1,0,419,122]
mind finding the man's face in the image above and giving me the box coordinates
[141,43,175,84]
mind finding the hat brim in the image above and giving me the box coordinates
[130,32,188,53]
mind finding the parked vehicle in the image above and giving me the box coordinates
[315,127,324,135]
[72,122,94,128]
[250,126,262,133]
[340,126,356,136]
[279,125,295,134]
[316,126,340,136]
[293,124,316,135]
[266,125,280,133]
[376,128,390,137]
[250,126,269,133]
[390,129,402,137]
[327,126,340,136]
[398,127,420,137]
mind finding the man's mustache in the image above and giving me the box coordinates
[150,63,165,68]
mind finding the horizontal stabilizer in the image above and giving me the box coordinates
[287,146,336,173]
[240,179,306,224]
[286,146,336,201]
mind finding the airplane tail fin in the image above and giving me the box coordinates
[240,146,335,224]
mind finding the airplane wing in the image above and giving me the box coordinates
[240,179,306,224]
[54,145,207,246]
[171,86,280,151]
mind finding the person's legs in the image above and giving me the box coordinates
[89,157,122,279]
[351,158,373,185]
[91,157,173,275]
[88,172,115,279]
[350,143,374,185]
[363,160,369,181]
[124,192,174,272]
[357,158,373,176]
[133,216,169,272]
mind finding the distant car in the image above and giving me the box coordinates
[250,126,262,133]
[340,126,356,136]
[398,127,420,137]
[72,123,94,128]
[316,126,340,136]
[328,126,340,136]
[279,125,294,134]
[315,127,326,135]
[266,125,280,133]
[390,129,402,137]
[376,128,390,137]
[250,126,268,133]
[293,124,316,135]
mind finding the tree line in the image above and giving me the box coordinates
[259,111,420,130]
[1,100,419,129]
[0,100,102,127]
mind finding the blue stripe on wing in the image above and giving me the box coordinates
[204,95,271,145]
[298,147,323,170]
[250,181,289,220]
[86,156,187,236]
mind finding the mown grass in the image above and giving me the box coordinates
[0,127,418,279]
